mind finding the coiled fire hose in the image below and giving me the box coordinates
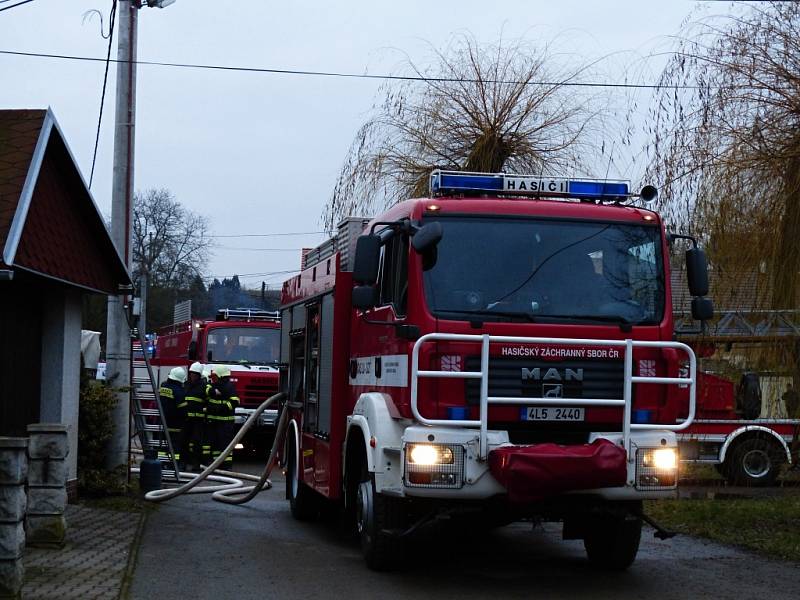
[132,392,288,504]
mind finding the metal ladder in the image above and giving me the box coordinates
[130,329,181,481]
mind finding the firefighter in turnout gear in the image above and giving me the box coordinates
[183,362,207,472]
[159,367,187,468]
[206,364,239,468]
[201,367,213,463]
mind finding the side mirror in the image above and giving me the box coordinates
[686,247,709,297]
[411,221,443,253]
[639,185,658,203]
[691,297,714,321]
[353,234,381,284]
[352,285,378,311]
[188,340,197,360]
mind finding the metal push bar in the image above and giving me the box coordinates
[410,334,697,460]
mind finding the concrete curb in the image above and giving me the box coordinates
[118,509,148,600]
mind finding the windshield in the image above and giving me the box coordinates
[423,216,665,325]
[206,327,280,364]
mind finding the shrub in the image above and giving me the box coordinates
[78,381,127,497]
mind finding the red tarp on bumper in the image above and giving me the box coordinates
[488,439,627,502]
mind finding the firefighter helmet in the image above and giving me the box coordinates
[189,362,204,375]
[215,365,231,378]
[168,367,187,383]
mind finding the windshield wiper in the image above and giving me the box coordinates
[437,308,536,322]
[533,314,638,329]
[236,360,252,369]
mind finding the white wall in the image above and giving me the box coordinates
[39,289,82,482]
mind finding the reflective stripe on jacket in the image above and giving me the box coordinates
[206,379,239,422]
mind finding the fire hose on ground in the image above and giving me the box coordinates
[132,392,288,504]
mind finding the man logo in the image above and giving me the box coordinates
[543,384,563,398]
[521,367,584,382]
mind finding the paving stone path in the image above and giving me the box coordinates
[22,504,142,600]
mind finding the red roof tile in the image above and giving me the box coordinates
[0,110,46,268]
[0,109,129,293]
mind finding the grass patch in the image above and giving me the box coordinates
[680,462,800,484]
[79,481,157,513]
[647,496,800,562]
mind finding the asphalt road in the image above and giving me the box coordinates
[130,468,800,600]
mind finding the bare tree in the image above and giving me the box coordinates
[132,189,212,289]
[325,35,610,229]
[646,2,800,310]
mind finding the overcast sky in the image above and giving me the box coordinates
[0,0,720,289]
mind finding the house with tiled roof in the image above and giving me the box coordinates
[0,108,129,496]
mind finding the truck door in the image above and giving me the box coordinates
[303,302,320,433]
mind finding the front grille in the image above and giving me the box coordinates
[238,382,279,407]
[465,357,623,404]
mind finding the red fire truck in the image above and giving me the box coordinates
[677,370,798,486]
[151,308,282,452]
[279,170,716,571]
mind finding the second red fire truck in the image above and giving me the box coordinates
[278,170,720,571]
[151,308,282,453]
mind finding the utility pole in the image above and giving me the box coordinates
[105,0,176,472]
[105,0,139,471]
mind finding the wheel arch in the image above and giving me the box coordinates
[719,425,792,464]
[344,416,373,478]
[286,419,301,481]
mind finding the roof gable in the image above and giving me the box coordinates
[0,109,129,293]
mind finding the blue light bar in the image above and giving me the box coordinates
[429,170,629,201]
[431,171,504,193]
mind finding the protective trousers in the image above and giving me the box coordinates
[210,421,235,469]
[182,417,205,471]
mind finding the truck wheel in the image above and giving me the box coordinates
[356,476,406,571]
[286,437,318,520]
[583,516,642,571]
[726,437,783,487]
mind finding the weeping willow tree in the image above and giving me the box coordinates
[647,2,800,311]
[325,36,610,229]
[646,2,800,413]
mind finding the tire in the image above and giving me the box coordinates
[356,476,406,571]
[726,436,784,487]
[286,436,318,520]
[584,516,642,571]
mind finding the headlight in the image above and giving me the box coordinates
[636,447,678,490]
[651,448,677,470]
[408,444,454,465]
[404,443,464,488]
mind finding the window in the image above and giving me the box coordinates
[422,217,665,325]
[378,231,409,316]
[205,327,280,364]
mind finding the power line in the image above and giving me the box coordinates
[0,0,35,12]
[217,246,303,252]
[205,269,299,280]
[89,0,117,188]
[209,231,326,238]
[0,48,710,90]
